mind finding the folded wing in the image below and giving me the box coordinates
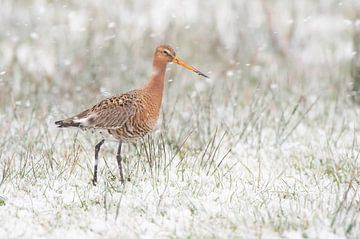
[55,92,137,129]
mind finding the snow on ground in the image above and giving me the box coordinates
[0,0,359,238]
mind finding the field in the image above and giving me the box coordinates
[0,0,360,238]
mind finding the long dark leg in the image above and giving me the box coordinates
[93,139,105,186]
[116,141,125,184]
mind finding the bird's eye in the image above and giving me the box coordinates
[162,50,169,56]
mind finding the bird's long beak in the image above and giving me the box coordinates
[172,56,209,78]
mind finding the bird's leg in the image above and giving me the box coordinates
[93,139,105,186]
[116,141,125,184]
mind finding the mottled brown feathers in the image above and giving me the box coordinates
[55,86,163,141]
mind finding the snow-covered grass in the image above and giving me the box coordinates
[0,0,359,238]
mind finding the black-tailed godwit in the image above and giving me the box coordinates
[55,45,208,185]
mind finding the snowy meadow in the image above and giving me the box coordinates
[0,0,360,238]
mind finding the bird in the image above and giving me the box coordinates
[55,45,208,186]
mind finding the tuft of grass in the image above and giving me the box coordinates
[0,196,5,206]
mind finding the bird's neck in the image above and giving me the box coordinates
[146,58,167,96]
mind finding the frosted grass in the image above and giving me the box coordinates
[0,0,359,238]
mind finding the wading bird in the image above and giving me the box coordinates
[55,45,208,185]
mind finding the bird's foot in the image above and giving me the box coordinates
[92,178,97,186]
[120,178,125,185]
[120,176,131,184]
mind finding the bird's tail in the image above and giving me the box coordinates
[55,118,81,128]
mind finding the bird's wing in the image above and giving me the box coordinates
[67,92,139,129]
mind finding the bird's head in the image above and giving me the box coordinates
[155,45,208,78]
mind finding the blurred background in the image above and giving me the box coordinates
[1,1,360,237]
[1,0,359,111]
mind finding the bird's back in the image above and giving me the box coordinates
[55,88,161,141]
